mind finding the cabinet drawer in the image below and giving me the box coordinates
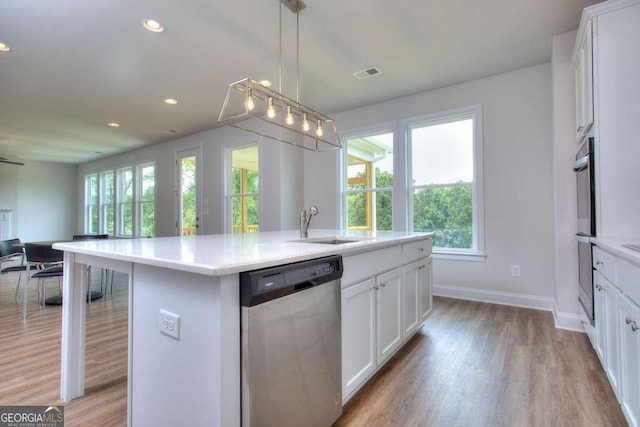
[401,239,432,264]
[593,246,616,283]
[617,258,640,307]
[342,246,401,288]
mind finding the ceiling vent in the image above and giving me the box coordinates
[353,66,382,80]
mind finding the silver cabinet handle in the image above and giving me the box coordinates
[418,247,424,252]
[595,260,603,266]
[577,125,584,132]
[595,284,604,291]
[380,283,386,288]
[626,317,633,325]
[373,285,379,291]
[632,323,639,332]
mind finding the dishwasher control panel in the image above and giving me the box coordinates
[240,255,343,307]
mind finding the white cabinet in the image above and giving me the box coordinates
[402,261,420,340]
[619,293,640,427]
[573,20,593,143]
[593,270,607,364]
[419,257,433,323]
[604,278,621,401]
[342,278,376,399]
[376,268,403,364]
[341,237,433,403]
[575,0,640,236]
[592,242,640,427]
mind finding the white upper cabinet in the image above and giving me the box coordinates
[573,21,593,143]
[575,0,640,237]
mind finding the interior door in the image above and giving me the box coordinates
[176,147,202,236]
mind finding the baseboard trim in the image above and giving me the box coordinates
[433,283,554,311]
[552,309,586,332]
[433,284,587,333]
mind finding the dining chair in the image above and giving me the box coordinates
[72,234,110,299]
[23,243,64,319]
[0,238,28,301]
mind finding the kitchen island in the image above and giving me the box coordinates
[53,229,432,426]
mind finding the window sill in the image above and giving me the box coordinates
[433,251,487,262]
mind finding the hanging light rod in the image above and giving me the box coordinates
[280,0,306,13]
[218,0,341,152]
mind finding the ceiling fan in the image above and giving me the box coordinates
[0,157,24,166]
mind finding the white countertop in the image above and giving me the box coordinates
[592,237,640,267]
[53,229,433,276]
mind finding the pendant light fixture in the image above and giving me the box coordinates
[218,0,341,152]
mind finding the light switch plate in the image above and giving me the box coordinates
[159,309,180,340]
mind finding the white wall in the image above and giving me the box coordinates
[552,31,581,329]
[305,64,557,302]
[77,124,303,237]
[0,161,77,241]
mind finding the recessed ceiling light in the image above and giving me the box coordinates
[142,19,164,33]
[0,42,10,52]
[259,80,272,87]
[164,98,178,105]
[107,122,120,128]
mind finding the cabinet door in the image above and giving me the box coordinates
[619,294,640,427]
[402,261,419,340]
[604,279,621,401]
[419,257,433,323]
[376,268,402,364]
[574,21,593,142]
[342,277,377,400]
[593,271,607,365]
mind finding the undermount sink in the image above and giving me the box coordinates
[289,236,370,245]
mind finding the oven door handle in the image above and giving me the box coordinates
[577,234,592,243]
[573,156,589,172]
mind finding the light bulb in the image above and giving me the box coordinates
[315,120,324,137]
[302,113,310,132]
[267,98,276,118]
[285,106,294,126]
[245,88,255,111]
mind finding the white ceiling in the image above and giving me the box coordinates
[0,0,597,164]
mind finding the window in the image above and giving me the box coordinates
[408,107,483,254]
[342,105,484,258]
[137,163,155,237]
[230,145,259,233]
[84,161,155,238]
[117,167,134,237]
[100,171,114,235]
[344,131,394,231]
[85,174,98,233]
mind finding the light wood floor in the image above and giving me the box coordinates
[0,269,627,426]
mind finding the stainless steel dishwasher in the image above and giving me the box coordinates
[240,255,343,427]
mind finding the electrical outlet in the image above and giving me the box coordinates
[159,309,180,340]
[511,265,521,277]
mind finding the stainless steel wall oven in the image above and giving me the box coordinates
[574,136,595,324]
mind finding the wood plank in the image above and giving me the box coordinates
[0,268,626,426]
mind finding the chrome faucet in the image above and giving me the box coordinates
[300,205,319,238]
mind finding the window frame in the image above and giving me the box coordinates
[84,174,98,234]
[83,161,156,238]
[226,142,260,234]
[403,105,485,259]
[341,123,398,232]
[340,105,485,260]
[136,162,156,238]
